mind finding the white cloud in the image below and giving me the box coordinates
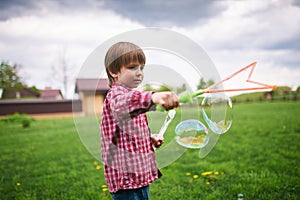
[0,7,144,97]
[170,0,300,93]
[179,0,300,49]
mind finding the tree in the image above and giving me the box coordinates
[51,46,73,98]
[0,61,40,99]
[0,62,23,92]
[197,78,214,90]
[176,83,186,94]
[273,86,292,95]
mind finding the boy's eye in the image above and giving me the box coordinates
[129,65,144,71]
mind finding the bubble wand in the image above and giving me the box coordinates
[170,61,277,149]
[157,110,176,139]
[192,62,277,97]
[154,62,277,156]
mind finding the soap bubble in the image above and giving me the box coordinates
[174,120,209,149]
[201,94,233,134]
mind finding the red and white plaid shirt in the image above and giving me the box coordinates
[100,82,160,193]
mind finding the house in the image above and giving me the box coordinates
[2,88,40,99]
[75,78,109,115]
[0,86,80,117]
[40,88,64,100]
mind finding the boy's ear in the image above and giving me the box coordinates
[108,70,118,80]
[108,70,117,78]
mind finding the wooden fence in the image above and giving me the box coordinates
[0,99,82,116]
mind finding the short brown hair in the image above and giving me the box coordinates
[104,42,146,87]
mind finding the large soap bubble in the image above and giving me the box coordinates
[174,120,209,149]
[201,94,233,134]
[73,28,224,168]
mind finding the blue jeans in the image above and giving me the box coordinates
[110,186,150,200]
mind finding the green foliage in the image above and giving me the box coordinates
[231,92,265,102]
[231,89,299,103]
[0,102,299,199]
[1,113,34,128]
[0,61,41,99]
[176,83,187,94]
[0,62,24,91]
[197,78,215,90]
[28,86,41,96]
[273,86,292,94]
[21,118,31,128]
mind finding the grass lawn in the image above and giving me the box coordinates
[0,102,299,199]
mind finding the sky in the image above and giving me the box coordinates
[0,0,299,98]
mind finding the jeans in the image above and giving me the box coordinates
[110,186,150,200]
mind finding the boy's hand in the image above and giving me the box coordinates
[151,92,179,111]
[151,134,164,148]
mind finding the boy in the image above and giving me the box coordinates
[100,42,179,200]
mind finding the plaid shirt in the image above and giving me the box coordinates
[100,82,160,193]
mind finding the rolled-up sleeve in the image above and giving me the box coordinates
[109,84,155,122]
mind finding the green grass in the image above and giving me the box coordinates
[0,118,109,200]
[231,91,266,102]
[1,102,300,199]
[231,91,299,102]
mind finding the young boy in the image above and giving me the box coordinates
[100,42,179,200]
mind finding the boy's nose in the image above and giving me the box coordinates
[136,67,143,75]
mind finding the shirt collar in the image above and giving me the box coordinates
[112,82,135,91]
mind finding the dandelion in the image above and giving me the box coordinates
[206,181,211,185]
[93,161,99,165]
[193,175,199,179]
[96,165,102,170]
[214,171,219,175]
[201,171,213,176]
[186,172,191,176]
[16,182,21,186]
[102,185,108,192]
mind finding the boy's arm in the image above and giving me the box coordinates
[110,90,155,121]
[151,92,179,111]
[110,90,179,121]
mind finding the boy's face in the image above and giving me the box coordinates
[114,62,144,88]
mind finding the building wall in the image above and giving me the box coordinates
[79,91,105,115]
[94,93,104,115]
[0,90,105,116]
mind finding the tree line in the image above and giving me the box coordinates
[0,62,39,99]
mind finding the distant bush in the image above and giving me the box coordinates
[1,113,34,128]
[231,90,299,103]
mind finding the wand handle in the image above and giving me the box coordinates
[192,89,204,97]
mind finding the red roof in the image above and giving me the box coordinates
[41,89,63,99]
[75,78,109,93]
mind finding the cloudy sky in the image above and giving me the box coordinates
[0,0,299,98]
